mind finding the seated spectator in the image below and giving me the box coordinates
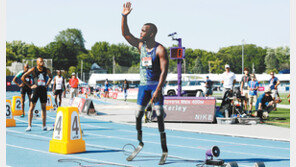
[254,88,274,118]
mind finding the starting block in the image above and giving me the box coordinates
[49,107,85,154]
[11,96,22,116]
[6,100,16,127]
[46,95,54,111]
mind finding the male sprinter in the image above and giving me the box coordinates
[22,57,53,131]
[121,2,169,165]
[12,64,33,117]
[53,70,66,107]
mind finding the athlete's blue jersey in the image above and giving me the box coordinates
[139,43,161,86]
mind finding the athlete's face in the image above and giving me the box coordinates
[37,58,44,67]
[244,70,249,75]
[140,25,152,41]
[57,70,61,76]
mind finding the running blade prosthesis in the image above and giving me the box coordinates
[159,152,168,165]
[126,142,144,161]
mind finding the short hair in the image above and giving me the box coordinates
[244,67,249,71]
[251,74,256,78]
[144,23,158,36]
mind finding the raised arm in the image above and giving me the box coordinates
[121,2,141,50]
[21,68,35,88]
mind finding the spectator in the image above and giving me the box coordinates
[221,64,236,98]
[104,79,110,98]
[254,88,274,118]
[248,74,259,114]
[95,85,101,98]
[269,71,281,110]
[205,76,213,97]
[122,79,130,101]
[69,73,79,99]
[240,67,251,111]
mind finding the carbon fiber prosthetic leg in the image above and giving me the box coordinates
[155,105,168,165]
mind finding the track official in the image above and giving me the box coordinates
[69,73,79,98]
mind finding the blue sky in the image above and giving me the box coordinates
[7,0,289,52]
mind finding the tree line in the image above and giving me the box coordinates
[6,28,290,79]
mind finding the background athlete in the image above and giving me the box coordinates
[22,57,53,131]
[53,70,66,107]
[12,64,33,117]
[121,2,169,165]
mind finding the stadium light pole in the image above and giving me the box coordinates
[242,39,245,74]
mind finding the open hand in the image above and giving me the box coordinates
[31,85,37,89]
[122,2,133,16]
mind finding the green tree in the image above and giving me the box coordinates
[216,44,266,74]
[192,57,203,73]
[265,48,279,72]
[209,59,224,74]
[274,46,290,70]
[68,66,77,76]
[127,63,140,73]
[91,42,112,72]
[55,28,86,52]
[76,52,95,76]
[45,41,78,70]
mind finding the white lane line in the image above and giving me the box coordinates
[6,129,198,162]
[46,115,289,151]
[83,131,288,160]
[14,118,289,160]
[6,143,134,167]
